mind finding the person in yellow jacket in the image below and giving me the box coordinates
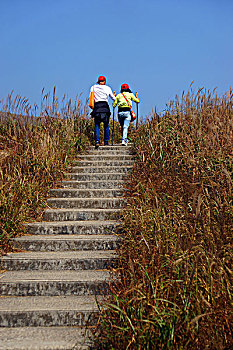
[113,83,140,145]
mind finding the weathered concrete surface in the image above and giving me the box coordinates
[88,144,132,151]
[0,327,93,350]
[70,165,133,174]
[74,160,134,167]
[13,234,121,251]
[65,172,127,181]
[0,296,100,327]
[43,208,121,222]
[88,149,133,155]
[47,197,125,209]
[78,154,133,160]
[62,179,124,189]
[0,270,111,282]
[0,143,134,348]
[0,270,111,296]
[26,220,120,235]
[50,188,123,198]
[1,250,117,271]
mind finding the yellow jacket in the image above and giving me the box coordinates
[113,92,139,109]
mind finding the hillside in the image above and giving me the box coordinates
[0,88,232,349]
[96,88,233,349]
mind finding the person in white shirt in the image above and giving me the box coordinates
[89,76,116,148]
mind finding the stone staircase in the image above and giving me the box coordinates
[0,145,134,350]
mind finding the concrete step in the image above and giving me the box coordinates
[0,296,100,327]
[70,166,133,174]
[0,145,132,348]
[1,250,117,271]
[62,179,124,189]
[77,154,134,161]
[43,208,121,221]
[65,172,128,181]
[0,250,117,271]
[0,270,111,296]
[0,327,93,350]
[89,144,132,150]
[26,220,120,235]
[13,234,121,251]
[89,150,133,156]
[47,197,125,209]
[75,160,134,167]
[50,188,123,198]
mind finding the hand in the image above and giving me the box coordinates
[135,92,138,98]
[113,91,116,97]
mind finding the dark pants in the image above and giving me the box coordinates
[94,113,109,143]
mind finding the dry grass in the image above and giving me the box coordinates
[0,89,93,254]
[96,88,233,349]
[0,89,124,255]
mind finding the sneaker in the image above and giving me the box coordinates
[121,140,127,146]
[95,142,100,149]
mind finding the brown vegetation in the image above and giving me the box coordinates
[97,88,233,349]
[0,89,92,254]
[0,89,126,255]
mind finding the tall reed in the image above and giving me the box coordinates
[0,89,124,255]
[97,88,233,349]
[0,88,92,254]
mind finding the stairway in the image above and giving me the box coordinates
[0,145,134,350]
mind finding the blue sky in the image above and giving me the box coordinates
[1,0,233,117]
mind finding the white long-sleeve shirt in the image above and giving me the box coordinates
[90,84,116,103]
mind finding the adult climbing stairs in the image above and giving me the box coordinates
[0,144,134,350]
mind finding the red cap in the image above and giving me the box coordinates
[121,83,129,90]
[98,76,106,83]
